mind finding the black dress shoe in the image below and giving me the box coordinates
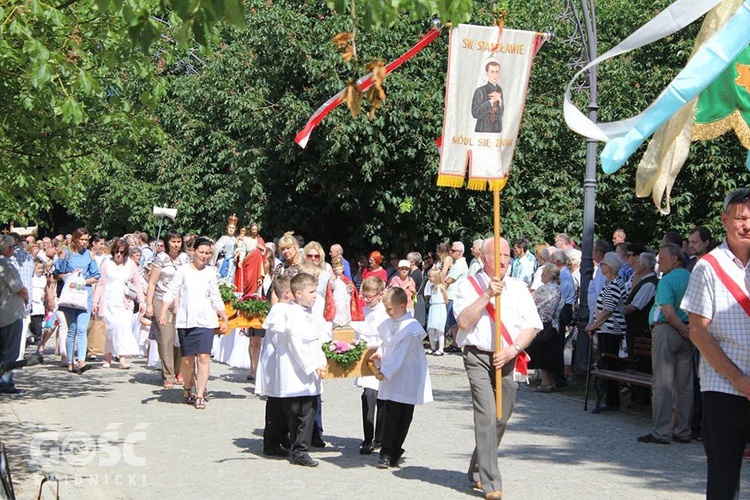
[263,447,289,457]
[311,437,326,448]
[291,454,319,467]
[672,435,691,444]
[359,442,374,455]
[390,448,404,467]
[637,434,670,445]
[377,454,390,469]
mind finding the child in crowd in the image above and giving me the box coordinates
[281,273,327,467]
[388,260,417,312]
[371,287,433,469]
[255,276,293,457]
[351,277,389,454]
[426,268,448,356]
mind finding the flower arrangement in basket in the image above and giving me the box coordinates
[219,282,270,321]
[322,339,368,371]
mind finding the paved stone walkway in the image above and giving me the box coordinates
[2,346,748,499]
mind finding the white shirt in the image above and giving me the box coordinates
[255,302,290,397]
[681,241,750,396]
[278,303,327,397]
[351,302,388,390]
[162,264,223,329]
[453,271,542,352]
[375,313,433,405]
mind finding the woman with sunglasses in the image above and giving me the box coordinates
[93,238,144,370]
[53,228,100,374]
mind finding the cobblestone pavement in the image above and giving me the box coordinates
[2,346,748,499]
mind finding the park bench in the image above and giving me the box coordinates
[585,335,652,414]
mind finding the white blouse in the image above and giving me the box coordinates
[162,264,223,328]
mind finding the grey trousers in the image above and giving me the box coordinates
[651,323,693,440]
[153,297,182,383]
[464,346,517,494]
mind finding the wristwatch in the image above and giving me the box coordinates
[512,343,522,353]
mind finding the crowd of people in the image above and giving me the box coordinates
[2,186,750,498]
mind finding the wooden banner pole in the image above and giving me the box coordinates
[493,189,503,420]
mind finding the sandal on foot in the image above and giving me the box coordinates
[183,390,195,405]
[194,396,206,410]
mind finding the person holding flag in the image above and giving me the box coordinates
[453,237,542,499]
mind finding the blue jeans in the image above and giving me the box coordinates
[62,307,91,364]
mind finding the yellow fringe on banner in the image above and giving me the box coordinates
[490,179,508,191]
[465,178,508,191]
[466,179,488,190]
[436,175,465,188]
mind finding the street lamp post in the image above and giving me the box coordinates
[562,0,598,376]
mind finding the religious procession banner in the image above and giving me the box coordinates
[693,44,750,148]
[437,25,543,191]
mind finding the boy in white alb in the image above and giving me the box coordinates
[351,277,389,454]
[255,276,292,457]
[371,287,433,469]
[281,273,327,467]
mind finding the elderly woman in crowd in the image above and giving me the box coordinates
[54,228,100,374]
[159,237,228,410]
[528,264,564,392]
[146,229,190,389]
[586,252,628,410]
[93,238,144,370]
[361,250,387,287]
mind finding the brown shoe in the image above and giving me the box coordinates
[485,491,503,500]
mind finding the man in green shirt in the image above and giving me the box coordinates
[638,243,692,444]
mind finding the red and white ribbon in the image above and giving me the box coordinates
[295,28,442,149]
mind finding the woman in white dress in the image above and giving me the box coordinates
[93,239,145,369]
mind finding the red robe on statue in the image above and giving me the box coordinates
[234,236,265,297]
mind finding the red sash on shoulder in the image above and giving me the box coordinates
[702,253,750,318]
[467,276,529,379]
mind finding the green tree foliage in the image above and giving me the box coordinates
[7,0,748,253]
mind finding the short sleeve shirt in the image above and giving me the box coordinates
[595,277,627,335]
[681,241,750,396]
[446,257,469,300]
[453,272,542,351]
[0,256,26,327]
[153,252,190,299]
[649,267,690,324]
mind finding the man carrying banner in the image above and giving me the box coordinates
[681,187,750,499]
[454,237,541,499]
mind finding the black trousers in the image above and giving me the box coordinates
[361,388,385,444]
[263,397,289,450]
[702,391,750,500]
[380,400,414,460]
[283,395,318,459]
